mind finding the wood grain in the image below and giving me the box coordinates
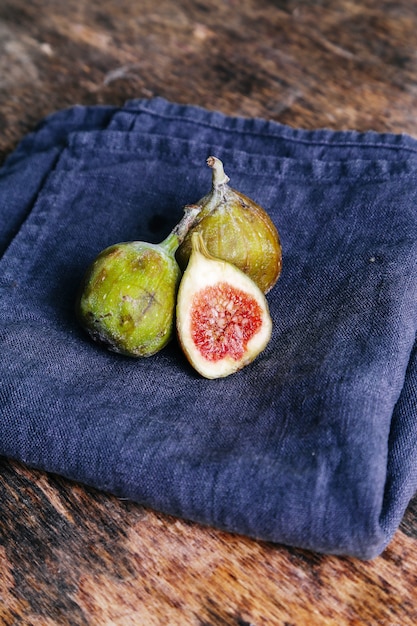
[1,458,417,625]
[1,1,417,623]
[1,0,417,163]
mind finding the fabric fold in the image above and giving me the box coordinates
[0,97,416,559]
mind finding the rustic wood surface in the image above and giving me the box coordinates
[1,1,417,624]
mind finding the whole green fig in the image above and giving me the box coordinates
[176,156,282,294]
[76,205,201,357]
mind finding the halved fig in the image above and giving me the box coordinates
[176,232,273,379]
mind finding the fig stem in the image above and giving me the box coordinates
[207,156,230,187]
[190,231,209,257]
[161,204,202,255]
[184,156,230,224]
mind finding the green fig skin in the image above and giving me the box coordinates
[76,205,201,357]
[176,157,282,294]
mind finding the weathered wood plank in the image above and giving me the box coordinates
[1,458,417,625]
[1,0,417,163]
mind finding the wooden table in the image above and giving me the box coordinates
[1,1,417,623]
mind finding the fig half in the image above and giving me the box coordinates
[176,156,282,294]
[176,232,272,379]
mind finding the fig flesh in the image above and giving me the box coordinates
[176,232,272,379]
[176,156,282,294]
[76,205,201,357]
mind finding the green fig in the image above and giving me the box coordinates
[176,232,272,379]
[76,205,201,357]
[176,156,282,294]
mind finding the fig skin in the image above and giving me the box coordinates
[176,232,272,379]
[176,156,282,294]
[76,205,201,357]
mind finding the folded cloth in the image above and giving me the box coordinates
[0,98,416,559]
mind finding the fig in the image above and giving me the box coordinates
[176,156,282,294]
[176,232,273,379]
[76,205,201,357]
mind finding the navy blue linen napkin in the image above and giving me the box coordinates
[1,98,416,559]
